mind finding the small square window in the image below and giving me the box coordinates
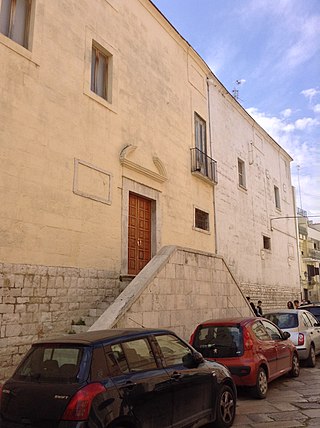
[195,208,209,231]
[238,158,246,188]
[0,0,32,49]
[91,43,112,102]
[263,235,271,250]
[274,185,281,210]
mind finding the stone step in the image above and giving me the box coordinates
[68,275,135,333]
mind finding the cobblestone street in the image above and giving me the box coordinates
[234,358,320,427]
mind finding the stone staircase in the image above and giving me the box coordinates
[68,275,134,334]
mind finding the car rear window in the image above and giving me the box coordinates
[264,313,298,329]
[13,345,84,383]
[193,325,243,358]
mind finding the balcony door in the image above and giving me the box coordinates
[194,113,208,175]
[128,193,151,275]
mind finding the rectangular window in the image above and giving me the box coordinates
[0,0,31,48]
[274,185,281,209]
[238,158,246,188]
[91,43,111,102]
[194,113,207,154]
[195,208,209,231]
[263,235,271,250]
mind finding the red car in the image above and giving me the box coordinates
[189,317,300,398]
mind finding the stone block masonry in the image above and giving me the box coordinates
[0,262,120,382]
[90,246,254,340]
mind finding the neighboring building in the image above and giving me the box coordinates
[0,0,299,380]
[298,214,320,301]
[208,78,301,307]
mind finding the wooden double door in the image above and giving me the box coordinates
[128,193,152,275]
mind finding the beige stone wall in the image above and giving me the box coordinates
[208,80,300,297]
[0,262,120,382]
[0,0,301,382]
[0,0,216,274]
[90,246,253,340]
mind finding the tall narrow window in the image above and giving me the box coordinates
[238,158,246,189]
[194,113,207,154]
[274,185,281,210]
[194,113,207,175]
[0,0,31,49]
[91,43,111,102]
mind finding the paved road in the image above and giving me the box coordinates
[234,357,320,427]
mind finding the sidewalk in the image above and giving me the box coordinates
[234,359,320,427]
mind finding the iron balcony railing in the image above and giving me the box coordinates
[190,148,218,184]
[309,249,320,260]
[297,207,308,217]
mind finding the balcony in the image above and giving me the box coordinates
[297,207,308,217]
[309,249,320,260]
[190,148,217,184]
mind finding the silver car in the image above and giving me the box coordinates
[264,309,320,367]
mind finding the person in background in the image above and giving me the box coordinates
[287,301,294,309]
[294,300,300,309]
[247,296,258,316]
[257,300,263,316]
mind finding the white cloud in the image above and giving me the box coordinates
[247,108,319,137]
[281,108,292,118]
[313,104,320,114]
[284,16,320,69]
[295,117,319,130]
[301,88,320,101]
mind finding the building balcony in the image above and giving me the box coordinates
[190,148,218,184]
[309,249,320,260]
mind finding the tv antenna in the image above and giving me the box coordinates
[232,79,246,101]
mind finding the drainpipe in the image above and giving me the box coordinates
[207,76,218,254]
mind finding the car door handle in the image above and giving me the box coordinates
[171,371,182,380]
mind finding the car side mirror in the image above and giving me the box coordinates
[282,331,291,340]
[182,352,204,368]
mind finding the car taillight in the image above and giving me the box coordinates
[62,383,105,421]
[244,329,253,350]
[298,333,304,346]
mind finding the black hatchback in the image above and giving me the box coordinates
[0,328,236,428]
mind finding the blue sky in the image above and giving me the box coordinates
[152,0,320,219]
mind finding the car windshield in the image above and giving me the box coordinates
[306,307,320,320]
[13,345,84,383]
[193,325,243,358]
[264,313,298,329]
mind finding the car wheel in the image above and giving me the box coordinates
[306,345,316,368]
[214,384,236,428]
[252,366,268,399]
[289,352,300,377]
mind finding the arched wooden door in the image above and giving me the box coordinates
[128,193,151,275]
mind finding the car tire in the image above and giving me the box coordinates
[289,352,300,377]
[214,384,236,428]
[306,345,316,368]
[252,366,268,399]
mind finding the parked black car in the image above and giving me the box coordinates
[0,328,236,428]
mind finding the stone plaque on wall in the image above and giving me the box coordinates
[73,159,112,205]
